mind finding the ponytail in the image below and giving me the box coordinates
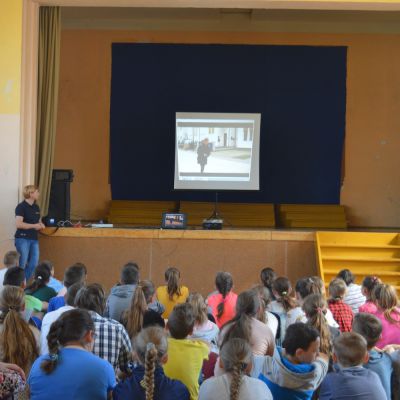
[143,343,157,400]
[165,267,181,301]
[373,284,400,324]
[215,272,233,320]
[273,277,296,312]
[124,284,147,338]
[0,286,38,374]
[25,262,51,294]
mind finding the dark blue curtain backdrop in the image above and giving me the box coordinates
[110,43,347,204]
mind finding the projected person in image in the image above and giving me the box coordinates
[197,138,211,173]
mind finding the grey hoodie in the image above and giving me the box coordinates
[105,284,136,322]
[251,347,328,400]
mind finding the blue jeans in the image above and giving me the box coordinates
[15,238,39,281]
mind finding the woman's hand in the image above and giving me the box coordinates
[0,362,26,381]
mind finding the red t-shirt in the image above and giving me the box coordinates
[207,291,238,328]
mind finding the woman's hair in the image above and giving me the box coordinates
[0,286,39,373]
[187,292,208,326]
[309,276,326,296]
[295,277,320,300]
[215,272,233,320]
[23,184,38,199]
[329,278,347,300]
[372,284,400,324]
[337,269,355,286]
[361,276,381,299]
[165,267,181,300]
[273,277,296,312]
[134,326,168,400]
[252,285,271,324]
[220,338,252,400]
[25,262,51,294]
[41,309,94,374]
[260,267,276,290]
[302,294,332,355]
[123,281,154,338]
[220,290,260,348]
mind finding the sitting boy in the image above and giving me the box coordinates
[352,313,393,400]
[319,332,386,399]
[163,303,209,400]
[252,322,329,400]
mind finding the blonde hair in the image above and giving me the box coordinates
[0,286,39,373]
[134,327,168,400]
[329,278,347,300]
[187,293,208,325]
[373,284,400,324]
[220,338,252,400]
[23,185,38,199]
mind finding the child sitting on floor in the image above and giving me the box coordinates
[327,278,354,332]
[358,276,381,314]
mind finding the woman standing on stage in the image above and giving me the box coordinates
[15,185,44,281]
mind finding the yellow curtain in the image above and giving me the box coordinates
[35,6,60,215]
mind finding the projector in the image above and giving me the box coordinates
[202,218,223,230]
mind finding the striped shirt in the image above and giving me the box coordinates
[343,283,366,314]
[89,311,132,373]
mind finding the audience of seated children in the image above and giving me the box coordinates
[105,262,140,322]
[41,260,63,293]
[47,262,87,312]
[219,289,275,356]
[3,267,46,317]
[163,303,209,400]
[252,322,329,400]
[40,282,84,355]
[199,338,273,400]
[157,267,189,319]
[253,285,279,338]
[268,277,297,340]
[358,275,381,314]
[207,272,238,329]
[121,280,165,340]
[187,293,219,353]
[113,326,190,400]
[0,251,18,291]
[337,269,366,314]
[260,267,276,301]
[327,278,354,332]
[302,294,339,357]
[24,263,57,303]
[369,283,400,348]
[0,286,40,400]
[352,312,393,400]
[319,332,386,399]
[74,284,132,373]
[28,309,116,400]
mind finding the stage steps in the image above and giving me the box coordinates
[278,204,347,229]
[316,231,400,291]
[180,201,275,228]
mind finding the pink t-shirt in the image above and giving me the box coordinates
[358,301,378,314]
[207,291,238,328]
[372,308,400,348]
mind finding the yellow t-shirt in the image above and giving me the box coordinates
[156,285,189,318]
[163,338,209,400]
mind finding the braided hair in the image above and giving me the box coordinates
[135,326,168,400]
[215,272,233,320]
[41,309,94,374]
[220,338,252,400]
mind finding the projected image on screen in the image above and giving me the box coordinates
[174,113,261,190]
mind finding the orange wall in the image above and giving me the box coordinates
[54,30,400,227]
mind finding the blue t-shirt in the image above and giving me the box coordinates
[48,277,64,293]
[28,348,116,400]
[48,296,65,312]
[364,350,393,400]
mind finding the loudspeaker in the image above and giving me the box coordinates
[45,169,74,225]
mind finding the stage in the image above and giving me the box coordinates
[39,227,316,295]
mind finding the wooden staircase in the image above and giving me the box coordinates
[278,204,347,229]
[316,231,400,291]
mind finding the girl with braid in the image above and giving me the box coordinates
[199,338,272,400]
[156,267,189,319]
[27,309,115,399]
[207,272,238,328]
[113,326,189,400]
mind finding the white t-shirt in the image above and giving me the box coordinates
[199,373,272,400]
[40,305,74,354]
[344,283,366,314]
[0,268,7,291]
[265,311,279,338]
